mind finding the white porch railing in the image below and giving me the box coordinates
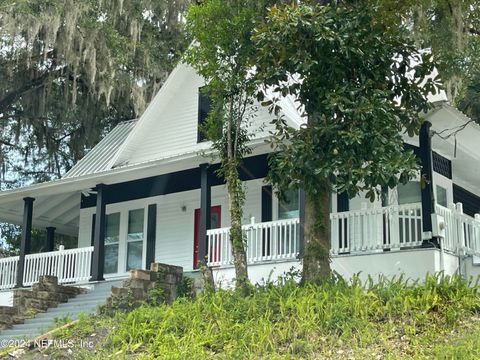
[0,246,94,290]
[0,256,19,290]
[206,218,300,267]
[23,246,94,287]
[435,204,480,256]
[330,203,423,255]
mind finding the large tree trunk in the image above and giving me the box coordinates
[226,162,250,296]
[302,189,331,282]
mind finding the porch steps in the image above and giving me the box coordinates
[0,280,122,342]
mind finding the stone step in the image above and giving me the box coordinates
[0,279,122,341]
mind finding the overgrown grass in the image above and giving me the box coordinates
[47,273,480,359]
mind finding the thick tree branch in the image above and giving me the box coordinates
[0,67,64,113]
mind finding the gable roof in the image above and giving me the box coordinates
[102,62,302,170]
[63,119,137,178]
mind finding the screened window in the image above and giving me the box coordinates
[127,209,144,270]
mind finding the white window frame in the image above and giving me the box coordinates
[104,200,148,277]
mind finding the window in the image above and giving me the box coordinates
[436,185,448,207]
[397,181,421,205]
[197,87,212,143]
[127,209,144,270]
[278,190,299,219]
[104,213,120,274]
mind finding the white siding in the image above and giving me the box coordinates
[77,178,265,272]
[112,63,279,169]
[78,207,94,248]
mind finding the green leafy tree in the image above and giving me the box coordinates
[254,2,439,281]
[0,0,189,184]
[374,0,480,118]
[185,0,278,295]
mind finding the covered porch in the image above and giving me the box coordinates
[0,148,305,290]
[330,202,480,258]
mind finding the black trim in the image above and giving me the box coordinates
[90,214,96,247]
[146,204,157,268]
[16,197,35,287]
[404,142,452,179]
[261,186,273,222]
[419,121,435,243]
[198,164,211,265]
[432,151,452,179]
[81,154,269,208]
[453,184,480,217]
[91,184,106,281]
[337,192,349,212]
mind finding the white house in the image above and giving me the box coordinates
[0,62,479,293]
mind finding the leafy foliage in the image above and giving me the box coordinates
[52,273,480,359]
[0,0,189,184]
[254,1,439,200]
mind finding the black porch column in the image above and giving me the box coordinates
[198,163,211,265]
[16,197,35,288]
[46,227,56,252]
[419,121,436,245]
[91,184,107,281]
[298,189,306,257]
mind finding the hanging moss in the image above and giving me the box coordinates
[0,0,190,184]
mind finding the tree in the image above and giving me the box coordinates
[185,0,277,295]
[373,1,480,118]
[0,0,189,185]
[254,1,439,281]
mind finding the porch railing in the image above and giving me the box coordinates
[0,256,19,290]
[23,246,94,286]
[0,246,94,290]
[435,204,480,256]
[330,203,423,255]
[206,218,300,267]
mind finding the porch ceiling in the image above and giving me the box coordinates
[0,191,81,236]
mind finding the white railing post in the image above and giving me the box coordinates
[390,206,400,248]
[455,203,466,250]
[474,214,480,255]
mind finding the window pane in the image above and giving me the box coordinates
[437,185,448,207]
[128,209,144,241]
[127,241,143,270]
[104,244,118,274]
[105,213,120,244]
[397,181,421,205]
[279,190,299,219]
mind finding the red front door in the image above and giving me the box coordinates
[193,205,221,269]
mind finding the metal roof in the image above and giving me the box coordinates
[63,119,137,178]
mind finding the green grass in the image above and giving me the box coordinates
[37,273,480,359]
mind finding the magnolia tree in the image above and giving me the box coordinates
[253,2,440,281]
[185,0,280,295]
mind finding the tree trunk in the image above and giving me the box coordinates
[226,162,250,296]
[302,189,331,282]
